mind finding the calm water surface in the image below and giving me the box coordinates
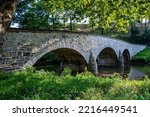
[98,65,150,79]
[35,63,150,79]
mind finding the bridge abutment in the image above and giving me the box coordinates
[118,51,124,67]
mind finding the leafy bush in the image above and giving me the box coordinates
[131,26,140,35]
[132,47,150,64]
[142,28,150,45]
[0,67,150,100]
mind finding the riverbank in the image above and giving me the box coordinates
[132,47,150,65]
[0,67,149,100]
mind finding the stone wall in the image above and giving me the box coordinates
[0,29,90,71]
[0,32,33,70]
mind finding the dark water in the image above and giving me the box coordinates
[128,65,150,79]
[98,65,150,79]
[34,63,86,75]
[34,63,150,79]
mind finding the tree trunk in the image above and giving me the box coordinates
[141,19,142,31]
[0,0,17,32]
[0,0,10,12]
[101,28,104,35]
[145,18,147,28]
[63,14,66,30]
[70,17,72,31]
[52,14,54,30]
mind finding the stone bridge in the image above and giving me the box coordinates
[0,0,147,74]
[0,28,146,74]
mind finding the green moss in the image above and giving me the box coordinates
[0,67,150,100]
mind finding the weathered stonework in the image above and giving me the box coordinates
[88,50,98,75]
[0,28,146,72]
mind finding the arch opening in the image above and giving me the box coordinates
[33,48,87,74]
[96,47,119,75]
[123,49,130,66]
[96,47,118,67]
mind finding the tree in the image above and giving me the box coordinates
[12,0,63,29]
[11,0,150,33]
[0,0,17,32]
[61,0,87,31]
[81,0,149,34]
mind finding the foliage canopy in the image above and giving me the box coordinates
[12,0,150,33]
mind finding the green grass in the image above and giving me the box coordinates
[132,47,150,64]
[0,67,150,100]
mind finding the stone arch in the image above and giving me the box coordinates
[24,44,88,69]
[96,47,118,67]
[94,44,119,60]
[122,49,130,65]
[50,48,87,64]
[34,48,88,73]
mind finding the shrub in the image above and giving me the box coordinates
[132,47,150,64]
[0,68,150,100]
[142,28,150,45]
[131,26,140,35]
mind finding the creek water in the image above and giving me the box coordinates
[98,65,150,79]
[34,63,150,79]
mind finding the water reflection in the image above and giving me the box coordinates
[34,62,150,79]
[98,65,149,79]
[34,62,86,75]
[129,66,145,79]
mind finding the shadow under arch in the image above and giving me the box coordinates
[123,49,130,66]
[96,47,118,67]
[33,48,87,74]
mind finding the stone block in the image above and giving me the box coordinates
[18,51,22,56]
[23,52,31,56]
[0,42,3,46]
